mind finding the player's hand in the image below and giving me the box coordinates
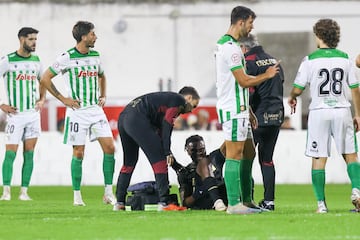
[63,97,81,110]
[35,99,45,112]
[249,108,258,129]
[353,116,360,132]
[288,97,297,114]
[0,104,17,115]
[265,60,281,79]
[166,154,175,166]
[98,96,106,107]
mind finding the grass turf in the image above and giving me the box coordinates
[0,184,359,240]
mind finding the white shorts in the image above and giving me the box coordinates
[4,110,41,144]
[306,108,357,157]
[63,105,113,145]
[222,118,253,142]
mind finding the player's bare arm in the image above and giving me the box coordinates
[35,79,47,111]
[350,87,360,131]
[249,106,258,129]
[98,73,106,107]
[0,104,17,114]
[40,69,80,109]
[232,62,280,88]
[288,87,303,114]
[356,54,360,68]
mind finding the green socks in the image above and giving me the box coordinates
[71,157,83,191]
[224,159,241,206]
[2,151,16,186]
[103,154,115,185]
[21,151,34,187]
[347,162,360,189]
[312,169,325,201]
[239,159,253,203]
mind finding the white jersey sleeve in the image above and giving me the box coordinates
[293,56,309,90]
[223,42,244,71]
[49,52,70,76]
[0,55,9,77]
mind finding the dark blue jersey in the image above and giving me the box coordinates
[245,46,285,127]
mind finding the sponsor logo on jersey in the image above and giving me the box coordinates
[255,58,277,67]
[231,53,240,64]
[77,70,98,78]
[310,141,318,152]
[15,73,37,81]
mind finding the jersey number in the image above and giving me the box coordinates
[318,68,344,96]
[6,125,15,134]
[69,122,79,133]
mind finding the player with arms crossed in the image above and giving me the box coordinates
[215,6,279,214]
[288,19,360,213]
[0,27,46,201]
[41,21,116,206]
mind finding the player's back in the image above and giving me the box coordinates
[294,48,358,110]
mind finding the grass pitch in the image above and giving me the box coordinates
[0,184,359,240]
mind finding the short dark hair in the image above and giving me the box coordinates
[178,86,200,100]
[184,134,204,150]
[231,6,256,25]
[72,21,95,43]
[313,18,340,48]
[18,27,39,39]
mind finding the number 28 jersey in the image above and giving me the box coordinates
[293,48,359,110]
[49,48,103,108]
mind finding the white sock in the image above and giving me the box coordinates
[20,187,28,195]
[104,185,113,195]
[74,190,82,199]
[3,185,10,194]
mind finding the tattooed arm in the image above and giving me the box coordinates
[40,69,80,109]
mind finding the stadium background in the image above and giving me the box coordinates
[0,0,359,186]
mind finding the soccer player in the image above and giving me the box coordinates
[288,19,360,213]
[0,27,45,201]
[170,135,227,210]
[239,34,285,211]
[215,6,280,214]
[40,21,116,206]
[113,87,199,211]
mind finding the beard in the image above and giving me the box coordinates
[23,44,35,53]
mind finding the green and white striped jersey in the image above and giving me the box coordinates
[215,34,249,123]
[49,48,104,108]
[0,52,43,112]
[294,48,359,110]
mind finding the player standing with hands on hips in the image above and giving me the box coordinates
[0,27,46,201]
[288,19,360,213]
[215,6,280,214]
[40,21,116,206]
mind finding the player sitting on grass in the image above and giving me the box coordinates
[170,135,227,211]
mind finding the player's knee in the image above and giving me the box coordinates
[104,144,115,154]
[73,147,85,159]
[243,148,256,160]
